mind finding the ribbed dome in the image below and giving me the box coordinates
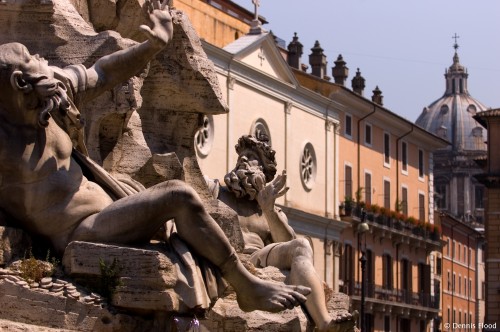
[416,49,488,152]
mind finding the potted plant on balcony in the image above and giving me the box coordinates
[388,210,398,228]
[369,203,381,222]
[378,207,388,225]
[393,213,406,231]
[406,216,417,233]
[355,201,366,218]
[364,204,374,221]
[343,196,354,216]
[430,224,441,241]
[424,222,432,237]
[339,202,346,216]
[412,220,425,237]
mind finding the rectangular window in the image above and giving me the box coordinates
[437,257,442,275]
[384,316,391,332]
[447,271,451,291]
[418,263,431,300]
[402,187,408,216]
[365,123,372,145]
[366,250,374,294]
[384,132,390,165]
[345,114,352,137]
[402,141,408,172]
[384,180,391,209]
[342,244,354,295]
[402,260,410,291]
[365,172,372,205]
[383,254,393,290]
[345,165,352,200]
[458,275,461,294]
[453,273,456,292]
[447,238,451,257]
[475,186,484,209]
[419,193,425,221]
[469,248,473,266]
[436,184,447,209]
[420,320,426,332]
[418,149,424,178]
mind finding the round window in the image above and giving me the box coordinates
[194,115,214,157]
[300,142,317,190]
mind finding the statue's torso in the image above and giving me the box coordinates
[218,188,271,253]
[0,120,113,243]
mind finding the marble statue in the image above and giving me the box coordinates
[0,0,310,314]
[211,135,356,332]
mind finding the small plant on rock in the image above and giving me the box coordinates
[98,257,122,300]
[18,248,57,283]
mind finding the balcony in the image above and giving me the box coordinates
[341,205,443,252]
[340,282,439,318]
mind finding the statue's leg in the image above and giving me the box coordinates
[70,180,310,312]
[265,238,343,332]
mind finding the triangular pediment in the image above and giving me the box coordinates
[223,33,297,85]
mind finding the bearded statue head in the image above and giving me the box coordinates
[224,135,277,200]
[0,42,70,128]
[234,134,277,182]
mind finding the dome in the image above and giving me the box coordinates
[416,48,488,152]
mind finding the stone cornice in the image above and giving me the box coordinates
[278,205,350,241]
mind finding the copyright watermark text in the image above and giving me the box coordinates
[444,322,497,330]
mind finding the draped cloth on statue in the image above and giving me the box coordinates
[72,149,227,309]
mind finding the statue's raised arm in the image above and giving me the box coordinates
[82,0,173,102]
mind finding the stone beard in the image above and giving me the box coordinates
[224,156,266,201]
[28,75,71,128]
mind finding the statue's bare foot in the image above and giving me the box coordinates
[235,279,310,313]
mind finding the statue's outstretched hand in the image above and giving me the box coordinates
[140,0,174,49]
[256,170,289,213]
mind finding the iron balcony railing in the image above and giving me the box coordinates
[339,282,439,309]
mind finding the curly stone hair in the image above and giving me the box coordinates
[235,135,277,183]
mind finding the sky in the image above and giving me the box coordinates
[231,0,500,122]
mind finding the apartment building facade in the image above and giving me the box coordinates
[288,37,448,331]
[439,212,485,330]
[474,109,500,330]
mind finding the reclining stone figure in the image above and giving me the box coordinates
[210,135,355,332]
[0,0,310,314]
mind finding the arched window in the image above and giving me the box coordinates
[250,118,271,145]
